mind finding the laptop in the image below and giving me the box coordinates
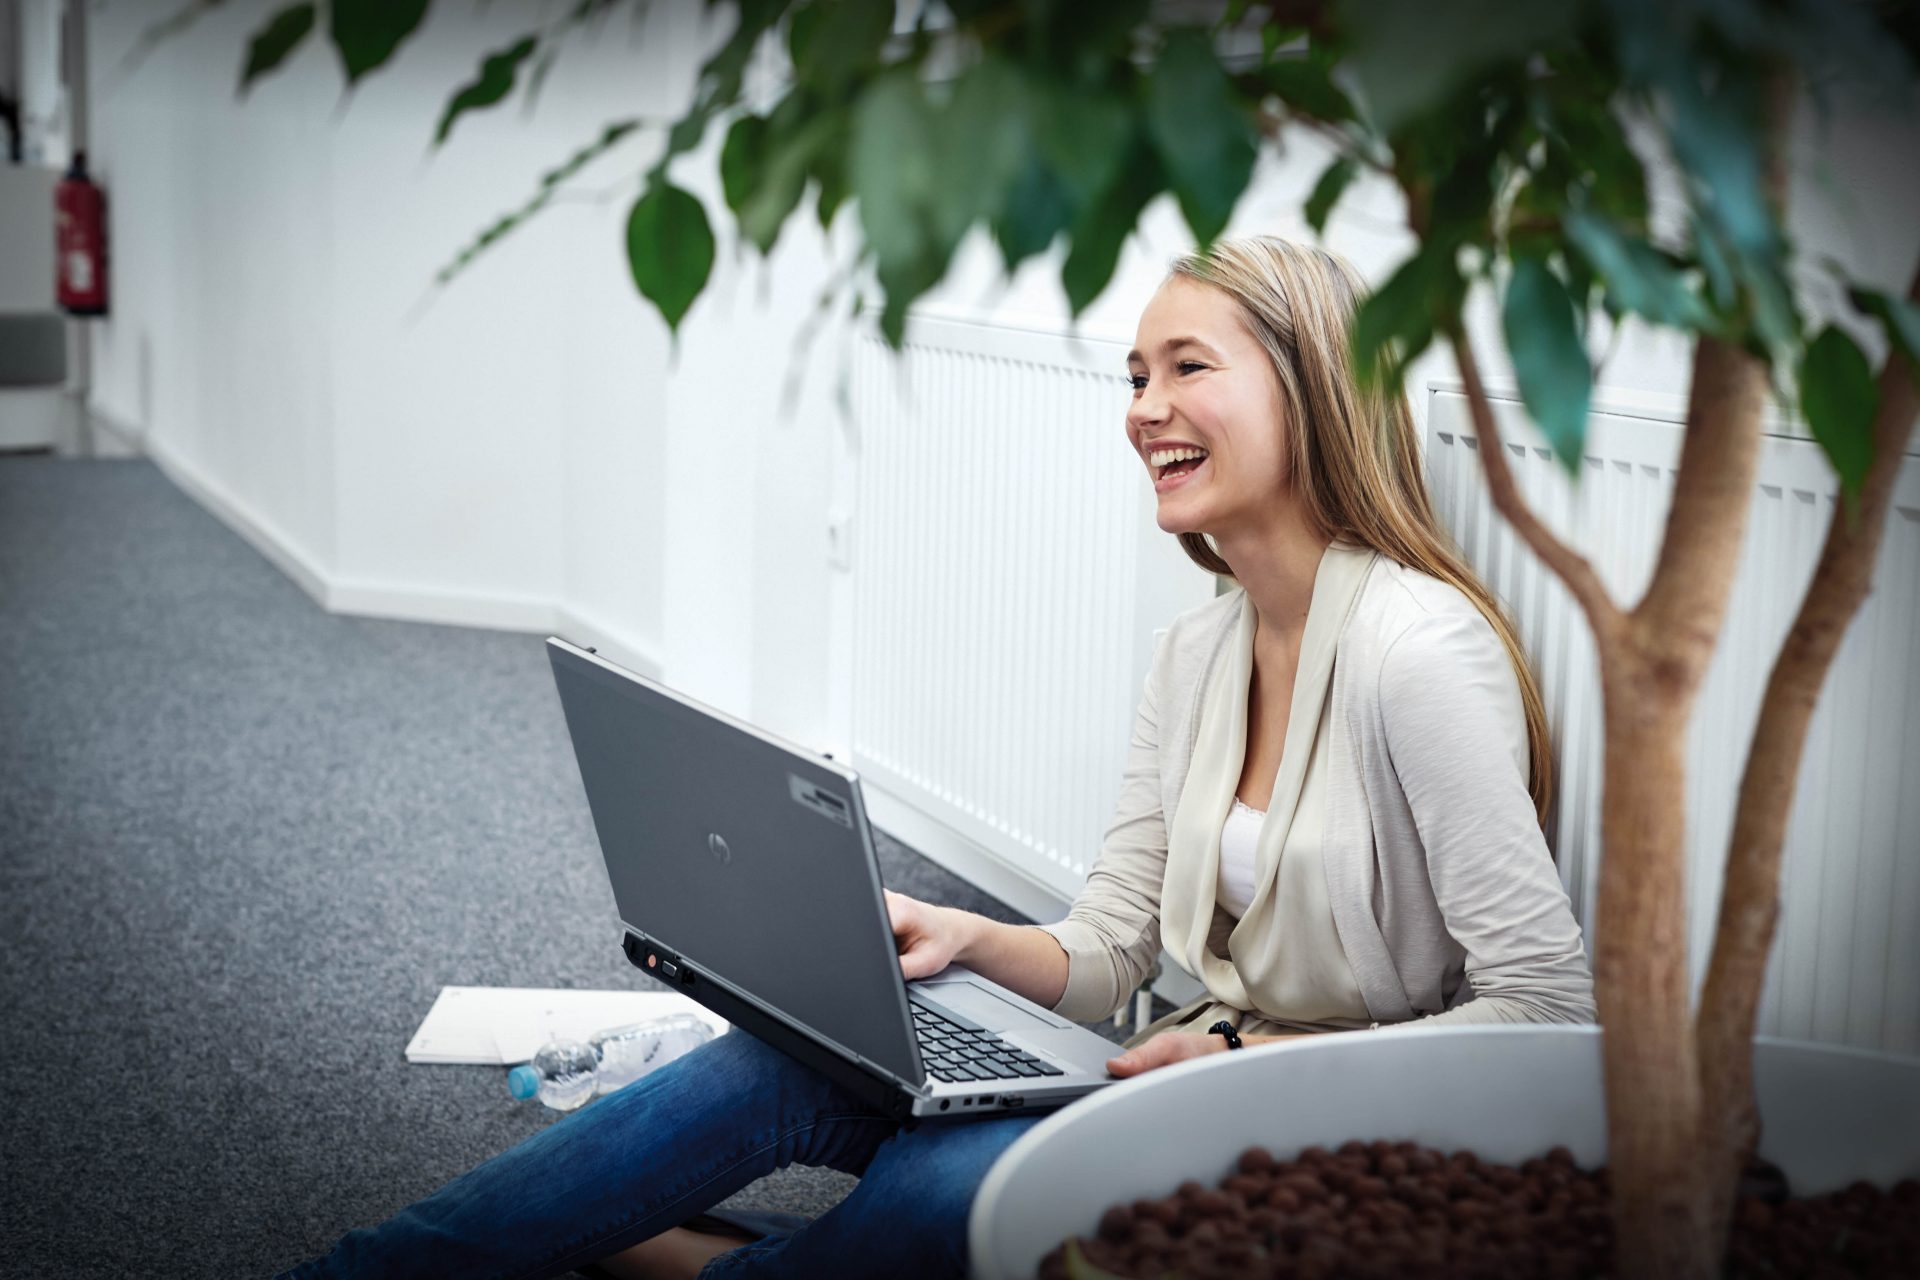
[545,637,1126,1120]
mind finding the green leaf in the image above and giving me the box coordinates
[788,0,893,96]
[1262,46,1356,122]
[1260,21,1287,63]
[720,114,771,217]
[654,0,786,175]
[993,152,1074,273]
[929,57,1028,256]
[734,98,839,255]
[1545,97,1647,229]
[1145,29,1256,249]
[1032,0,1150,66]
[1557,248,1597,339]
[1033,85,1132,214]
[434,36,538,146]
[1849,287,1920,371]
[1692,213,1736,310]
[240,4,316,93]
[814,147,851,230]
[1798,325,1878,506]
[851,72,939,275]
[1739,247,1799,356]
[1502,255,1591,478]
[1564,210,1711,329]
[875,252,943,349]
[626,183,715,334]
[328,0,429,85]
[1305,157,1356,236]
[1350,242,1457,390]
[1665,68,1773,255]
[1062,138,1165,317]
[1420,89,1525,249]
[1341,0,1581,133]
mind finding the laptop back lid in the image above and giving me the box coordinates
[546,639,922,1084]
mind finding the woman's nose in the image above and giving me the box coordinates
[1128,384,1170,433]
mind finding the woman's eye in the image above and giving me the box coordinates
[1126,373,1149,390]
[1177,361,1207,375]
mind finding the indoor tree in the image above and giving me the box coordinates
[185,0,1920,1272]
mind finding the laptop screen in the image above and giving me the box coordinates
[547,641,921,1083]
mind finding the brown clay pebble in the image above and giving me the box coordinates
[1237,1146,1277,1175]
[1037,1141,1918,1279]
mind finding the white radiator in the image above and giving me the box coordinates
[1425,385,1920,1054]
[842,315,1215,921]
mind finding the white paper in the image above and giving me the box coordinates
[405,986,730,1065]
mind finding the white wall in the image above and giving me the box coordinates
[83,0,1919,774]
[13,0,68,168]
[0,161,54,307]
[85,0,697,674]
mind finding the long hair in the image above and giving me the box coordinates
[1165,236,1554,828]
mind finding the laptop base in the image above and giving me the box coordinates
[622,931,918,1123]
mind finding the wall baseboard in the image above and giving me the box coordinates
[115,411,666,680]
[328,577,558,635]
[140,427,335,611]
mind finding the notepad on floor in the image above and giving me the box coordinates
[405,985,730,1065]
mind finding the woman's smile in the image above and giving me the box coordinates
[1154,453,1209,493]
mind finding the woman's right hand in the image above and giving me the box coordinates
[883,889,976,980]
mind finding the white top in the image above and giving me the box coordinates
[1216,799,1265,919]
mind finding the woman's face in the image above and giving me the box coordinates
[1125,276,1292,538]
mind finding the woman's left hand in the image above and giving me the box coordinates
[1105,1031,1226,1078]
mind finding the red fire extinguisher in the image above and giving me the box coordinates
[55,151,108,316]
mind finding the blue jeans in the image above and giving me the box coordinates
[277,1030,1046,1280]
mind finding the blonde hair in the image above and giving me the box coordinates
[1165,236,1555,828]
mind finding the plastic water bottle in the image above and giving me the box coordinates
[508,1015,717,1110]
[508,1039,599,1112]
[589,1013,716,1095]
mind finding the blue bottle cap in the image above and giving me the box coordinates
[508,1064,540,1100]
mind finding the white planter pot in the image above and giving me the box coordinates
[968,1024,1920,1280]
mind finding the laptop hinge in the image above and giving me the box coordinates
[622,931,920,1123]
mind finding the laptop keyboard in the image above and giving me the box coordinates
[909,996,1067,1083]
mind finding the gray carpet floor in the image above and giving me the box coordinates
[0,458,1135,1279]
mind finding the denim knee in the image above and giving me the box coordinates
[700,1113,1046,1279]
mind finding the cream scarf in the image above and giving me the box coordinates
[1158,540,1378,1016]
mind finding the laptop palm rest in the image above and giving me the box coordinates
[914,974,1072,1033]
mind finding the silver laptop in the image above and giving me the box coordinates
[545,637,1124,1120]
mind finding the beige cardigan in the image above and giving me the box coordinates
[1038,542,1595,1045]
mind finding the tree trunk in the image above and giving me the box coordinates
[1696,267,1920,1249]
[1586,334,1772,1276]
[1592,644,1712,1276]
[1449,328,1772,1275]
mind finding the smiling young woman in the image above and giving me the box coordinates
[276,237,1590,1280]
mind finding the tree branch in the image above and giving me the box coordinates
[1632,336,1772,674]
[1446,326,1625,636]
[1634,65,1794,678]
[1695,260,1920,1247]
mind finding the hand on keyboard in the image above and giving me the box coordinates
[884,888,969,981]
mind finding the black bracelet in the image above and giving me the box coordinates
[1207,1019,1244,1050]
